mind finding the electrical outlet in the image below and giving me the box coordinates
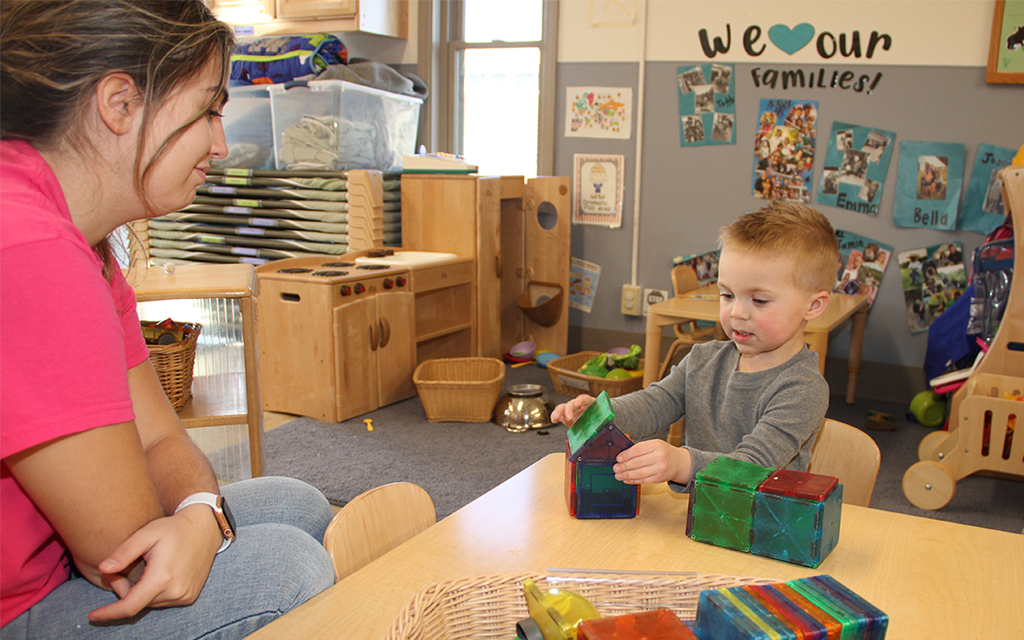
[621,284,642,316]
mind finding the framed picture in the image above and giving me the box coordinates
[986,0,1024,84]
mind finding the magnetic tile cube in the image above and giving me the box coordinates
[694,575,888,640]
[750,469,843,568]
[564,391,639,519]
[686,457,774,552]
[578,608,699,640]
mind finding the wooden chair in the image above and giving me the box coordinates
[808,418,881,508]
[658,265,725,380]
[323,482,436,581]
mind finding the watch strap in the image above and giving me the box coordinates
[175,492,234,553]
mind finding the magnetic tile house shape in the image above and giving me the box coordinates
[750,469,843,568]
[564,391,639,519]
[695,574,889,640]
[686,456,843,567]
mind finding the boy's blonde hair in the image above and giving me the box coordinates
[719,201,840,293]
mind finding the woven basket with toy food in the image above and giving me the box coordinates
[546,346,644,398]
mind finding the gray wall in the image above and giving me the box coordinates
[554,62,1023,373]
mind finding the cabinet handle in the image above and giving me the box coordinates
[495,254,502,278]
[379,318,391,348]
[369,323,379,351]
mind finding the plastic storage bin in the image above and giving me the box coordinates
[268,80,422,173]
[214,84,275,170]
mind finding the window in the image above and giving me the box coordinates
[420,0,557,177]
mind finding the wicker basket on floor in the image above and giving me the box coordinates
[147,322,201,411]
[547,351,645,398]
[413,357,505,422]
[384,571,773,640]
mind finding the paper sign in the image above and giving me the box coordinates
[833,230,893,306]
[573,154,625,227]
[752,98,818,203]
[894,141,966,230]
[817,122,895,216]
[678,62,736,146]
[897,243,967,333]
[961,143,1015,235]
[565,87,632,139]
[569,258,601,313]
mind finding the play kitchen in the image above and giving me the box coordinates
[256,250,469,422]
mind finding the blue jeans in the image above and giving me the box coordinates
[4,477,336,639]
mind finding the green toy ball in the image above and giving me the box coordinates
[910,390,946,428]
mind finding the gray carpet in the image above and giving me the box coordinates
[212,363,1024,533]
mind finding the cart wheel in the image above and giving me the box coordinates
[902,461,956,510]
[917,430,954,462]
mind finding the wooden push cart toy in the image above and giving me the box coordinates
[902,164,1024,511]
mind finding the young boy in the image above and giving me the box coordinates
[552,202,840,489]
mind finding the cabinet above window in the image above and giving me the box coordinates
[209,0,407,39]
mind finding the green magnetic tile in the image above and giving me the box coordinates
[690,482,756,551]
[567,390,615,455]
[697,456,776,492]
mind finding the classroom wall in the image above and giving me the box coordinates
[551,0,1024,383]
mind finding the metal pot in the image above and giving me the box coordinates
[493,384,556,433]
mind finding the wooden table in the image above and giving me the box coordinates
[248,453,1023,640]
[643,286,869,403]
[130,263,264,477]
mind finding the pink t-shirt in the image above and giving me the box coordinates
[0,140,150,625]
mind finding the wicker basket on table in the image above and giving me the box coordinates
[147,322,201,411]
[384,571,773,640]
[546,351,645,398]
[413,357,505,422]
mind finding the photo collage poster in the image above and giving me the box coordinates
[960,142,1016,235]
[833,229,893,306]
[816,122,896,216]
[677,63,736,147]
[894,141,966,230]
[897,242,967,334]
[751,99,818,203]
[672,249,720,286]
[568,257,601,313]
[565,87,633,139]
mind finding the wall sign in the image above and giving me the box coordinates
[752,98,818,203]
[817,122,895,216]
[565,87,633,139]
[894,141,966,230]
[961,143,1016,234]
[897,243,967,334]
[677,62,736,146]
[572,154,625,227]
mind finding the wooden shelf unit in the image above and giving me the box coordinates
[131,263,264,478]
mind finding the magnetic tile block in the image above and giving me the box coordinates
[744,585,830,640]
[567,390,616,455]
[687,457,775,552]
[759,469,838,501]
[578,608,699,640]
[574,462,639,518]
[564,393,638,519]
[809,576,888,640]
[750,483,842,567]
[695,589,779,640]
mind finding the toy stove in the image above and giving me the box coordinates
[255,256,417,422]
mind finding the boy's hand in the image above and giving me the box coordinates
[614,440,692,485]
[551,394,595,427]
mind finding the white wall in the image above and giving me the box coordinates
[559,0,993,66]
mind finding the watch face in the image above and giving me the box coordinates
[218,495,238,540]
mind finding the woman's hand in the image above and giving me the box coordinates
[613,440,692,486]
[88,505,221,622]
[551,394,596,426]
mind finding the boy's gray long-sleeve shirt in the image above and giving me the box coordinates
[610,341,828,487]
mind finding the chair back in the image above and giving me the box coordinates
[323,482,436,581]
[808,418,881,508]
[671,264,701,297]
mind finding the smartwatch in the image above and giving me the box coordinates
[175,492,237,553]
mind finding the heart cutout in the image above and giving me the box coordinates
[769,23,815,55]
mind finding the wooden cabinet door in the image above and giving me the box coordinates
[334,296,378,422]
[276,0,356,20]
[375,291,417,407]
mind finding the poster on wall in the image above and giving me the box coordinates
[960,142,1016,235]
[572,153,625,227]
[893,141,966,230]
[565,87,633,139]
[833,230,893,306]
[751,98,818,203]
[569,257,601,313]
[897,242,967,334]
[672,249,720,286]
[816,122,895,216]
[677,62,736,146]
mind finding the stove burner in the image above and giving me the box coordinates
[356,264,390,270]
[312,270,349,277]
[278,267,313,274]
[321,262,355,267]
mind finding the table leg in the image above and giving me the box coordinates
[845,304,868,405]
[643,313,664,389]
[240,296,265,478]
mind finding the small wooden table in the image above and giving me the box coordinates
[247,453,1023,640]
[643,286,869,403]
[130,263,264,477]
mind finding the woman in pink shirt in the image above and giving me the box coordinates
[1,2,334,637]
